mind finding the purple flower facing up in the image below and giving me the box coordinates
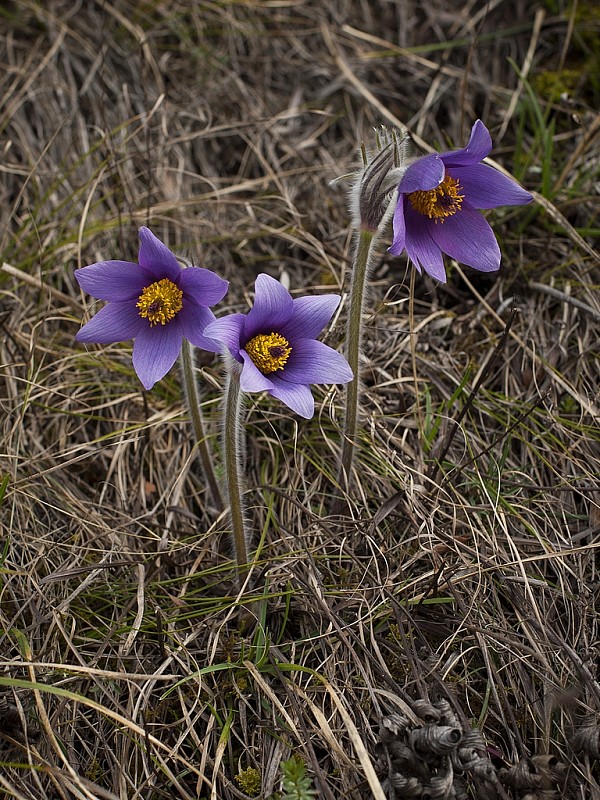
[389,120,533,282]
[75,226,228,389]
[204,273,353,419]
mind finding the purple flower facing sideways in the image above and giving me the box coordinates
[75,226,228,389]
[205,273,353,419]
[389,120,533,282]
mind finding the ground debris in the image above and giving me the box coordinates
[375,698,579,800]
[375,697,501,799]
[0,697,40,746]
[571,718,600,759]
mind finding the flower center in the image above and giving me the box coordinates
[137,278,183,326]
[245,332,292,375]
[407,173,464,222]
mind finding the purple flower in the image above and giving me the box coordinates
[204,273,353,419]
[389,120,532,282]
[75,226,228,389]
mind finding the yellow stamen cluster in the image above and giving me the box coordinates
[245,332,292,375]
[137,278,183,326]
[408,173,464,222]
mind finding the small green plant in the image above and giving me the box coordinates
[279,756,315,800]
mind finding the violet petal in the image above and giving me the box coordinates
[280,294,340,341]
[137,226,181,282]
[76,301,146,343]
[132,320,183,389]
[178,303,221,353]
[429,205,501,272]
[267,379,315,419]
[75,261,153,301]
[403,206,447,282]
[178,267,229,307]
[243,273,294,340]
[389,197,407,256]
[451,164,533,209]
[440,120,492,167]
[240,351,276,392]
[279,339,353,385]
[203,314,246,361]
[398,154,445,194]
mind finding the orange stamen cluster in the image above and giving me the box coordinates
[245,332,292,374]
[408,173,464,222]
[137,278,183,326]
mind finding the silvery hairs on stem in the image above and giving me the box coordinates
[332,126,411,235]
[333,127,410,496]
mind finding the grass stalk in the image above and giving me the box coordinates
[180,339,224,512]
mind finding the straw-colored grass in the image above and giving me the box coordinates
[1,1,599,798]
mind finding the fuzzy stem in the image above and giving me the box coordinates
[338,227,379,491]
[223,365,249,587]
[180,339,223,512]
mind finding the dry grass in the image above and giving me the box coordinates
[1,1,599,798]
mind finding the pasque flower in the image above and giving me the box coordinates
[205,273,353,419]
[75,226,228,389]
[389,120,532,282]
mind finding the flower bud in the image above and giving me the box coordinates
[342,126,410,232]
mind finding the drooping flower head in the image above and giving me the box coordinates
[389,120,533,282]
[204,274,353,419]
[75,226,228,389]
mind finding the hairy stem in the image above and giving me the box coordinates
[223,365,249,587]
[180,339,223,512]
[338,227,378,491]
